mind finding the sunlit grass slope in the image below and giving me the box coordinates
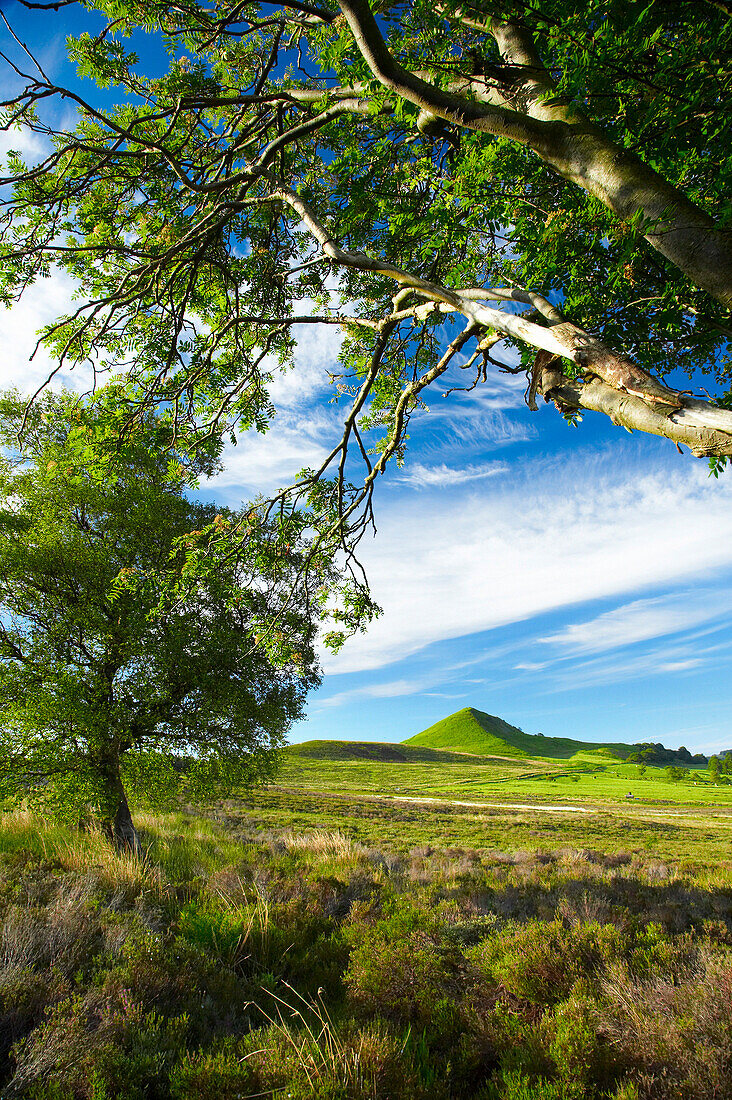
[404,707,633,760]
[287,739,499,765]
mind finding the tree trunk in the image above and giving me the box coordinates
[535,129,732,311]
[98,763,142,854]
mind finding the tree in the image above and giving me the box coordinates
[0,392,321,849]
[709,755,720,779]
[1,0,732,590]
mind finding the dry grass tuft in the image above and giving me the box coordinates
[282,830,367,861]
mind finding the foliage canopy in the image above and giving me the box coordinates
[0,393,321,845]
[1,0,732,606]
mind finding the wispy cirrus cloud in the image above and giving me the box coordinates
[397,460,509,489]
[323,449,732,676]
[541,637,722,693]
[538,590,732,657]
[314,678,426,710]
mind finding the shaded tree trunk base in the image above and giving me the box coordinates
[110,796,142,855]
[100,777,143,855]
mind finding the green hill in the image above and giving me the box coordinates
[403,707,633,761]
[286,739,498,765]
[288,709,708,770]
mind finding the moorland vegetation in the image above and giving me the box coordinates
[2,793,732,1100]
[4,719,732,1100]
[2,0,732,1093]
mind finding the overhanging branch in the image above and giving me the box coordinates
[538,368,732,457]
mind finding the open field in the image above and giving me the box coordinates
[6,725,732,1100]
[224,780,732,866]
[4,792,732,1100]
[278,751,732,805]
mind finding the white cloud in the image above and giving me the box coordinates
[538,590,732,657]
[422,691,470,699]
[315,677,425,710]
[266,318,343,409]
[207,406,341,499]
[322,452,732,675]
[206,309,346,500]
[542,638,717,692]
[486,628,732,698]
[0,268,93,395]
[398,460,508,489]
[658,659,703,672]
[686,730,732,753]
[432,374,527,414]
[0,125,47,166]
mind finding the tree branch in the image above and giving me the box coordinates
[337,0,732,308]
[538,368,732,457]
[336,0,558,146]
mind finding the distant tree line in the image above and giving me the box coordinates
[626,744,708,768]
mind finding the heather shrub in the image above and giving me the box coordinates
[4,810,732,1100]
[623,922,692,979]
[344,899,495,1095]
[0,967,62,1078]
[484,999,552,1083]
[470,919,620,1003]
[275,914,347,998]
[479,1068,576,1099]
[177,890,349,999]
[602,952,732,1098]
[544,994,602,1089]
[97,930,246,1041]
[345,900,467,1029]
[168,1039,260,1100]
[15,994,190,1100]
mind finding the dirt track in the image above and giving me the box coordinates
[387,794,595,814]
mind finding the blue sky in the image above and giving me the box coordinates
[2,3,732,754]
[204,317,732,753]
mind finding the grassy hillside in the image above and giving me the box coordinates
[404,707,634,760]
[286,739,501,765]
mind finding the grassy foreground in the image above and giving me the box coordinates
[4,790,732,1100]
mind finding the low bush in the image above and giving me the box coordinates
[345,901,467,1027]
